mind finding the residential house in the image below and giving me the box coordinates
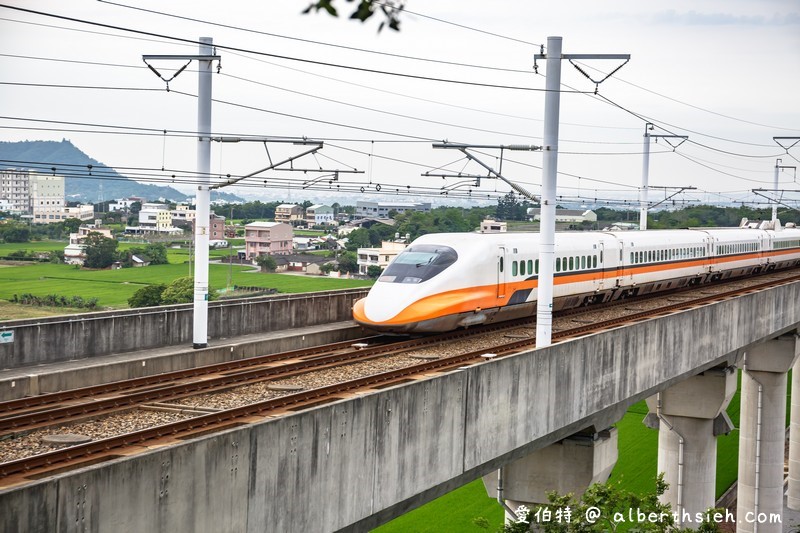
[171,204,196,228]
[244,221,293,259]
[274,204,304,224]
[480,219,507,233]
[64,224,114,265]
[356,240,408,276]
[273,254,331,275]
[210,213,226,240]
[131,254,151,267]
[108,197,144,212]
[304,204,334,226]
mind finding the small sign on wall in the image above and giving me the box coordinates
[0,330,13,344]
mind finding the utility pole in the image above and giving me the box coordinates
[144,37,220,349]
[771,138,800,224]
[640,124,688,230]
[533,37,629,348]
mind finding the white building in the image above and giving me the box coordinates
[0,169,31,214]
[64,224,114,265]
[63,204,95,222]
[138,202,173,230]
[305,204,335,225]
[479,219,507,233]
[527,208,598,224]
[171,204,196,225]
[108,197,143,212]
[356,240,408,276]
[355,201,431,219]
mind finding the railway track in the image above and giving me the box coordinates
[1,269,798,484]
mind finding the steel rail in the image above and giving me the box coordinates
[2,272,798,482]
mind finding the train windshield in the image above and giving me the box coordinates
[378,245,458,284]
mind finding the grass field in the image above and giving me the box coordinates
[0,261,372,310]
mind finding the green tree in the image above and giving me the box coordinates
[128,284,167,308]
[0,223,31,243]
[160,276,217,304]
[83,232,119,269]
[500,474,722,533]
[345,228,372,251]
[255,254,277,272]
[366,265,383,279]
[337,252,359,274]
[63,218,83,233]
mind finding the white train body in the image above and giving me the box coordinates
[352,226,800,333]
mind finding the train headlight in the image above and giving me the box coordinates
[401,276,423,284]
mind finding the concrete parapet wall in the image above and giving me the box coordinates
[0,324,363,401]
[0,289,369,369]
[2,282,798,532]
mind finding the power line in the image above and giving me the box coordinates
[97,0,535,75]
[595,94,787,158]
[0,4,581,94]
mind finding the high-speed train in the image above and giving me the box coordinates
[352,222,800,334]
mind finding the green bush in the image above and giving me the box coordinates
[128,284,167,308]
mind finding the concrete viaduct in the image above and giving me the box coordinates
[1,281,799,532]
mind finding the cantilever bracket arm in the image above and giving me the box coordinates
[210,144,323,190]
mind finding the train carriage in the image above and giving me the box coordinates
[353,225,800,334]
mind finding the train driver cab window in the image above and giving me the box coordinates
[378,244,458,284]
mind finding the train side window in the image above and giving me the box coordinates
[512,261,518,276]
[569,257,574,270]
[499,257,504,272]
[535,259,539,274]
[630,252,633,263]
[600,251,603,263]
[581,256,586,269]
[528,259,533,274]
[520,261,526,276]
[556,258,561,272]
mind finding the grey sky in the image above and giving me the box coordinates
[1,0,798,209]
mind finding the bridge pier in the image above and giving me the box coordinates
[482,428,617,522]
[737,334,799,533]
[790,344,800,510]
[644,366,736,529]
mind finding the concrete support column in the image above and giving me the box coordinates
[483,428,618,522]
[789,353,800,510]
[737,334,799,533]
[645,366,736,528]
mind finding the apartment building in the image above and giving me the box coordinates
[274,204,304,224]
[0,169,31,214]
[356,240,408,276]
[244,221,293,258]
[305,204,334,226]
[138,203,173,231]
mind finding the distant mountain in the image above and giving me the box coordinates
[0,140,243,204]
